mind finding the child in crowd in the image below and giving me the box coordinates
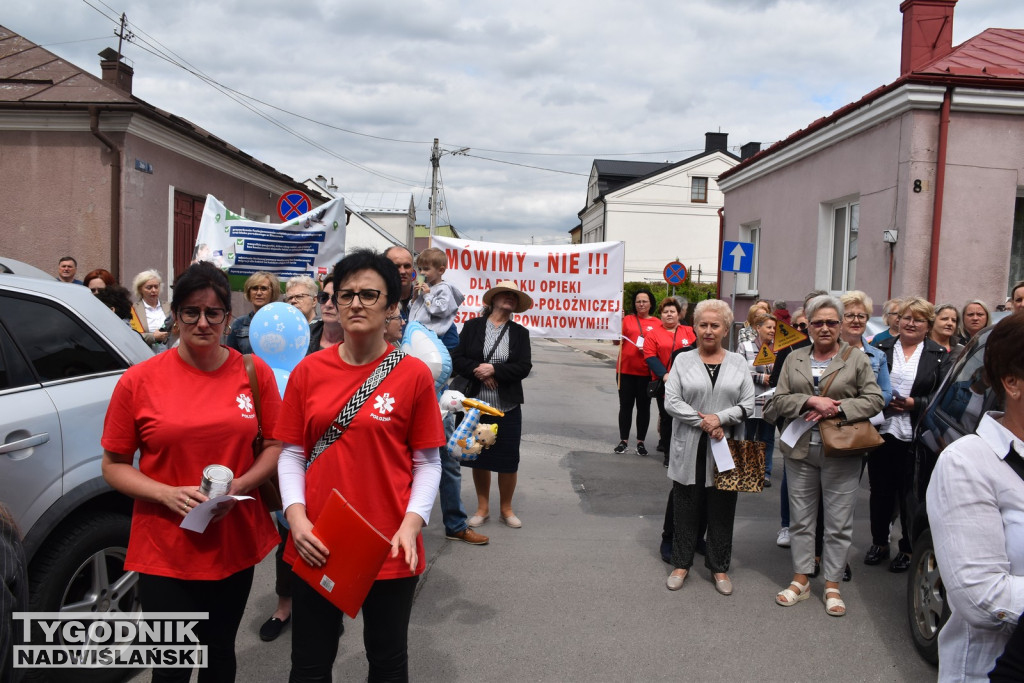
[409,247,465,348]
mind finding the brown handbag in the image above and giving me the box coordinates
[713,439,766,492]
[243,354,283,511]
[817,347,885,458]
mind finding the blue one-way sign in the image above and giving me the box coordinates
[721,241,754,274]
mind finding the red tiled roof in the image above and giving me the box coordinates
[720,28,1024,181]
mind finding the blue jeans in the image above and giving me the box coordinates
[440,413,469,536]
[744,418,775,477]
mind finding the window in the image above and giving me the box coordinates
[1009,194,1024,292]
[828,200,859,291]
[691,177,708,203]
[737,222,760,294]
[0,295,125,382]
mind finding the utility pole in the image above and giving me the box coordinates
[429,138,440,242]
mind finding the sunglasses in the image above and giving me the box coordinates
[808,319,841,329]
[317,291,331,305]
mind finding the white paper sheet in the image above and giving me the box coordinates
[180,495,254,533]
[869,412,885,426]
[710,436,735,472]
[781,414,816,448]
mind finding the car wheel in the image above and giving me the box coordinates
[27,511,140,683]
[907,528,949,666]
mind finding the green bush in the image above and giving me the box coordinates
[623,280,718,325]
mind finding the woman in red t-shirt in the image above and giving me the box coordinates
[616,289,662,456]
[101,262,282,683]
[644,297,697,459]
[274,249,444,682]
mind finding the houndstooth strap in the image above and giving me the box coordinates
[306,347,405,470]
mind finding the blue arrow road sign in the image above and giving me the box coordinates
[721,241,754,274]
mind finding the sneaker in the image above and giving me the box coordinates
[613,440,628,454]
[776,527,791,548]
[446,528,489,545]
[636,442,649,457]
[764,475,772,488]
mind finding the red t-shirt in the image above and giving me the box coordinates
[273,347,445,580]
[101,348,281,580]
[618,315,663,376]
[644,324,696,378]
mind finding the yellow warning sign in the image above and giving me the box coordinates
[772,321,808,352]
[753,343,776,366]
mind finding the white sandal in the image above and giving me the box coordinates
[775,580,811,606]
[824,587,846,617]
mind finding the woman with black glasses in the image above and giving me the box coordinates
[284,275,323,354]
[102,262,282,682]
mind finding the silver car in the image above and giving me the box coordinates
[0,272,153,680]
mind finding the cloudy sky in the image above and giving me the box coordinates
[8,0,1024,244]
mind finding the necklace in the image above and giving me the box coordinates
[703,362,719,379]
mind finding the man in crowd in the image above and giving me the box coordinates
[385,246,488,546]
[57,256,82,284]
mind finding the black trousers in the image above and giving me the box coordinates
[275,517,294,598]
[867,434,914,553]
[671,441,737,573]
[139,567,254,683]
[290,575,418,683]
[654,395,672,452]
[617,373,651,442]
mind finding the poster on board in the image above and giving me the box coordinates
[432,237,625,340]
[193,194,346,290]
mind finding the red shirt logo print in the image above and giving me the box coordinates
[236,393,254,413]
[372,393,395,422]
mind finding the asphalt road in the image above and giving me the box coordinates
[134,338,936,682]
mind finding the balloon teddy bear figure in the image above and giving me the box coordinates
[440,389,504,461]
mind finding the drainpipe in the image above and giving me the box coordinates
[89,107,122,279]
[716,207,725,299]
[927,87,951,302]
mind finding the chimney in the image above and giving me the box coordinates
[740,141,761,160]
[900,0,957,75]
[705,132,728,154]
[98,47,134,94]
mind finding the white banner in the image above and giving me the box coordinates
[193,194,346,289]
[433,237,625,339]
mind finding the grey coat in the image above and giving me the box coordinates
[665,349,755,487]
[764,340,885,461]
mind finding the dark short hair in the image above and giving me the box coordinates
[631,288,655,313]
[1011,280,1024,299]
[659,298,681,314]
[95,285,133,320]
[332,248,401,307]
[170,262,231,314]
[58,256,77,266]
[984,312,1024,402]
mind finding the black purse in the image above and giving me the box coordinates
[450,322,509,395]
[647,379,664,398]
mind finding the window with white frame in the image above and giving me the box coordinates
[828,199,859,291]
[1009,193,1024,292]
[737,222,760,294]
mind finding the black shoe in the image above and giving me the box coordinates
[864,544,890,565]
[613,440,627,454]
[843,564,852,582]
[656,443,666,453]
[763,476,772,488]
[889,552,911,573]
[259,615,291,642]
[660,540,672,564]
[663,455,669,468]
[636,442,648,457]
[810,558,821,578]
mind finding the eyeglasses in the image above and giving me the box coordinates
[900,315,928,326]
[334,289,382,307]
[795,322,808,331]
[843,313,868,322]
[317,291,331,305]
[284,293,312,304]
[808,319,841,329]
[249,285,272,293]
[177,307,227,325]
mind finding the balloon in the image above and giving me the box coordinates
[249,302,310,372]
[272,367,290,399]
[401,322,452,395]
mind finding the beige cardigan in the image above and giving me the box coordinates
[132,300,171,347]
[764,341,885,461]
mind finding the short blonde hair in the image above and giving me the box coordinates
[900,297,935,327]
[415,247,447,270]
[132,269,162,299]
[243,271,281,303]
[286,275,318,297]
[840,290,873,313]
[694,299,734,327]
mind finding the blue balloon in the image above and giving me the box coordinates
[271,367,291,399]
[249,302,310,372]
[401,322,452,396]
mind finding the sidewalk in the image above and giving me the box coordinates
[546,337,618,364]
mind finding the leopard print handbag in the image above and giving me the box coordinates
[713,440,767,492]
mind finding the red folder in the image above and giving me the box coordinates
[291,489,392,618]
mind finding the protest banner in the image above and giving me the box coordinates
[193,194,346,290]
[432,237,625,340]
